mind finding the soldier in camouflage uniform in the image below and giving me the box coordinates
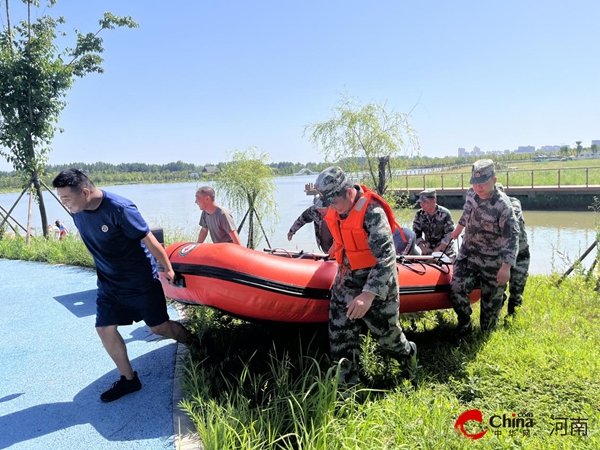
[450,160,519,337]
[412,189,456,260]
[496,183,530,315]
[315,166,416,386]
[287,196,334,253]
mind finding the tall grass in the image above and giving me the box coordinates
[180,273,600,449]
[0,226,196,266]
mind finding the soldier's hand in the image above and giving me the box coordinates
[451,229,461,240]
[418,242,432,254]
[497,263,511,285]
[287,232,294,241]
[346,292,375,320]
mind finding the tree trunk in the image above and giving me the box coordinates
[26,186,33,245]
[33,174,49,238]
[247,210,255,249]
[377,156,390,196]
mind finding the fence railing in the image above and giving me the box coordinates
[396,167,600,191]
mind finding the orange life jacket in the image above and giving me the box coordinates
[324,186,399,270]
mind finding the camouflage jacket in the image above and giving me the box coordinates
[336,189,397,300]
[458,188,519,266]
[508,196,529,253]
[288,205,334,252]
[412,205,456,255]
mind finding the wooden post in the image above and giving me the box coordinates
[531,170,534,188]
[26,186,33,245]
[586,168,589,187]
[558,169,561,188]
[557,240,598,285]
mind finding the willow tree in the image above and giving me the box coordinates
[0,0,138,236]
[304,94,418,196]
[215,147,278,249]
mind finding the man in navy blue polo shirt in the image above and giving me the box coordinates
[52,169,196,402]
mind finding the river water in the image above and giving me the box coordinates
[1,175,597,275]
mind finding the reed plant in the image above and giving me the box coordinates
[179,273,600,449]
[0,233,94,267]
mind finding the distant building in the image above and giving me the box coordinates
[202,165,219,174]
[540,145,561,152]
[515,145,535,154]
[473,146,481,155]
[592,140,600,147]
[458,147,467,157]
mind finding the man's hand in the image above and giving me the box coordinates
[287,231,294,241]
[434,243,448,253]
[418,242,432,254]
[497,263,511,285]
[165,268,176,284]
[451,229,461,240]
[346,292,375,320]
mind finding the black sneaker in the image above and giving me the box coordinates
[100,372,142,402]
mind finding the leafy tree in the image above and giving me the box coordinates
[215,147,278,249]
[592,144,598,156]
[303,94,418,195]
[0,0,138,236]
[575,141,583,157]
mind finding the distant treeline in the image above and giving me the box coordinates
[0,151,562,191]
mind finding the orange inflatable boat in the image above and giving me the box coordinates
[158,242,480,323]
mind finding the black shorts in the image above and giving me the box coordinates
[95,278,169,328]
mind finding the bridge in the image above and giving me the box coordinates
[294,168,318,176]
[391,166,600,211]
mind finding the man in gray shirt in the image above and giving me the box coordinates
[195,186,242,245]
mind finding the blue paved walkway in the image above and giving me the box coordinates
[0,260,181,450]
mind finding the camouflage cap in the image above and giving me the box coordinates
[313,195,325,209]
[470,159,495,184]
[417,188,436,202]
[314,166,348,207]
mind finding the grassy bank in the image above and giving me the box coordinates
[2,235,598,448]
[180,273,599,449]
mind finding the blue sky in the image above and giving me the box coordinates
[1,0,598,171]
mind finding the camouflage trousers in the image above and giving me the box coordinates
[503,249,530,311]
[450,256,506,331]
[329,267,411,386]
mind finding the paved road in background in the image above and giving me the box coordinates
[0,260,184,450]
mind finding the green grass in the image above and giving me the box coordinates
[179,273,600,449]
[2,229,598,448]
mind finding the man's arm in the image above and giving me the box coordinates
[142,232,175,283]
[197,227,209,243]
[451,223,464,240]
[229,229,243,246]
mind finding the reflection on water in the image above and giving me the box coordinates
[1,175,597,275]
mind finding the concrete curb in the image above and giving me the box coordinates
[172,343,203,450]
[172,303,203,450]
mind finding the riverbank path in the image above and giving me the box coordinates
[0,259,200,450]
